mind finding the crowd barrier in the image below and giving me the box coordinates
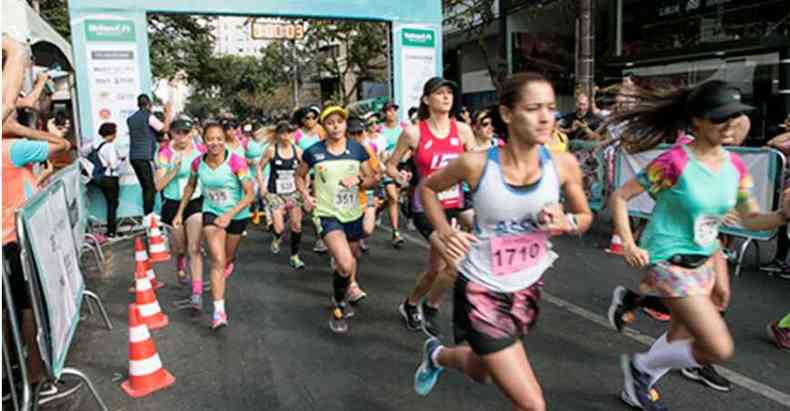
[3,173,111,410]
[568,140,607,212]
[614,144,787,277]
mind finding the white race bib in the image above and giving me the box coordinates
[437,185,460,202]
[276,178,296,194]
[334,187,358,211]
[206,188,231,206]
[693,214,721,246]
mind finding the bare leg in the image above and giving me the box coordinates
[185,213,203,286]
[204,226,226,302]
[662,296,734,364]
[386,184,400,230]
[407,241,443,305]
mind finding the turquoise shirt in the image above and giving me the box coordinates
[156,143,205,201]
[380,124,402,152]
[246,139,267,180]
[190,150,252,220]
[637,144,752,263]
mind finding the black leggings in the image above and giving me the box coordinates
[130,160,155,215]
[94,176,120,235]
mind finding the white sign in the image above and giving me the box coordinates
[399,26,437,119]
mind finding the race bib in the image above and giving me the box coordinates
[276,178,296,194]
[437,185,460,202]
[334,187,358,211]
[490,233,547,276]
[206,188,231,206]
[693,214,721,246]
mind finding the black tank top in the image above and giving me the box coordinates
[267,143,299,194]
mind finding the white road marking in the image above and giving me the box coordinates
[382,226,790,407]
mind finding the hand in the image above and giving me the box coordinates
[782,188,790,219]
[437,218,478,266]
[302,194,315,212]
[43,160,54,174]
[214,213,231,229]
[164,101,174,114]
[623,242,650,268]
[172,213,183,229]
[722,209,740,226]
[537,203,572,236]
[35,72,50,84]
[396,170,410,186]
[46,118,65,137]
[340,175,360,188]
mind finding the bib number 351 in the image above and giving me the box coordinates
[490,233,546,276]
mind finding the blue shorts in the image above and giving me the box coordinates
[319,216,364,242]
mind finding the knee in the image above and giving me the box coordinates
[187,242,201,257]
[704,338,734,363]
[211,255,225,271]
[336,257,355,276]
[291,222,302,233]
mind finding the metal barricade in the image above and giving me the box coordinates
[569,140,608,212]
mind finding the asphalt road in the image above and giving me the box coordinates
[61,215,790,410]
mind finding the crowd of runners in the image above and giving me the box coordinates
[123,74,790,411]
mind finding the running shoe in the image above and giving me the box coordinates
[407,219,417,231]
[177,270,190,286]
[419,300,442,338]
[313,239,328,253]
[190,293,202,313]
[620,354,668,411]
[392,231,405,248]
[252,212,261,225]
[767,321,790,351]
[270,237,281,254]
[608,286,628,332]
[329,299,350,333]
[289,255,305,270]
[359,238,369,253]
[212,311,228,330]
[759,259,790,274]
[414,337,444,396]
[643,308,671,322]
[224,262,235,279]
[681,365,732,392]
[399,299,422,331]
[346,283,367,306]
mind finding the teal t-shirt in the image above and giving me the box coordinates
[156,143,205,201]
[246,139,267,180]
[380,124,402,152]
[302,139,370,222]
[636,144,753,263]
[296,129,321,151]
[190,150,252,220]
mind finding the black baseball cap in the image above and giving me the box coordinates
[382,101,399,111]
[422,77,458,96]
[686,80,754,121]
[171,118,193,132]
[347,117,365,134]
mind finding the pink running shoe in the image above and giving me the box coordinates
[212,311,228,329]
[767,321,790,351]
[643,308,671,322]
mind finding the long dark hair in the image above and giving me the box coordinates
[488,72,552,141]
[606,85,694,153]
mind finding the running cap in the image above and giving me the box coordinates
[382,101,399,111]
[275,120,292,134]
[221,118,239,130]
[422,77,459,97]
[308,105,321,116]
[320,106,348,123]
[686,80,754,121]
[171,118,193,132]
[347,117,365,133]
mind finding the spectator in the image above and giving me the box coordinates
[765,113,790,156]
[2,35,27,122]
[127,94,173,222]
[559,92,603,140]
[82,122,123,237]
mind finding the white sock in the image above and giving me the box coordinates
[634,334,699,383]
[214,299,225,313]
[430,345,443,369]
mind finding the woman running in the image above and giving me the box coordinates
[348,116,383,252]
[155,118,206,309]
[174,123,254,329]
[387,77,475,338]
[413,72,592,410]
[459,109,503,229]
[294,106,330,254]
[258,121,306,269]
[377,105,408,247]
[247,123,270,226]
[295,106,379,333]
[610,80,790,410]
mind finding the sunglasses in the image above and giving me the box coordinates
[710,112,743,124]
[480,120,493,128]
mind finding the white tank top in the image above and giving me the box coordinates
[459,146,560,292]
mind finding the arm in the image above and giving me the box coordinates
[16,73,49,110]
[3,116,71,153]
[456,122,476,151]
[172,174,197,228]
[610,178,650,267]
[553,152,594,233]
[36,161,55,186]
[256,147,275,193]
[357,161,380,190]
[735,194,789,231]
[154,160,180,192]
[223,180,255,220]
[2,36,27,121]
[766,131,790,147]
[386,126,417,182]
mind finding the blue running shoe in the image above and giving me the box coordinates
[620,354,668,411]
[414,337,444,396]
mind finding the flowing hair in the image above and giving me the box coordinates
[605,84,694,153]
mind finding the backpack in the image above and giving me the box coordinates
[87,141,108,181]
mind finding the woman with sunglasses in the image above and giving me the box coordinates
[459,109,503,229]
[294,106,330,254]
[174,123,254,329]
[610,80,790,410]
[155,118,206,310]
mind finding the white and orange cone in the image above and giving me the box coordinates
[133,264,169,330]
[121,304,175,398]
[605,234,625,255]
[129,237,164,293]
[147,217,170,263]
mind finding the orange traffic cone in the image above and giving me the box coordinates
[605,234,624,255]
[148,217,170,263]
[121,304,175,398]
[133,265,169,330]
[129,238,164,293]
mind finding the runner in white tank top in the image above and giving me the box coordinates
[412,73,593,410]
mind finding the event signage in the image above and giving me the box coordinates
[397,25,438,121]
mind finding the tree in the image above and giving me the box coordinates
[38,0,71,40]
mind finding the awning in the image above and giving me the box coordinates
[2,0,74,69]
